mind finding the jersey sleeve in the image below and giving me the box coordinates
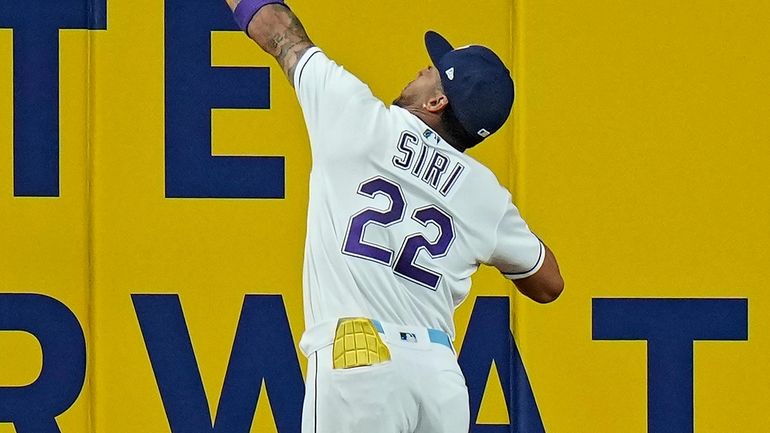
[292,47,388,158]
[485,199,545,280]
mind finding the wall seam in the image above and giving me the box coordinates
[85,4,98,432]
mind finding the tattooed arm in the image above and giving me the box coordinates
[225,1,314,86]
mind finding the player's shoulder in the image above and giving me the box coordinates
[456,150,508,194]
[294,46,376,98]
[449,153,515,226]
[461,153,500,182]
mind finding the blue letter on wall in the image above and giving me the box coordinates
[0,0,107,197]
[0,294,87,433]
[459,296,545,433]
[593,298,748,433]
[133,294,303,433]
[165,0,283,198]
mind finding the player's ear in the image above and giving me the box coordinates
[425,94,449,113]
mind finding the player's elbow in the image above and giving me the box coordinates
[527,244,564,303]
[515,271,564,304]
[531,277,564,304]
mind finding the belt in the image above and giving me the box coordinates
[370,319,453,351]
[299,317,455,360]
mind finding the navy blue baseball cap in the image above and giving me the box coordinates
[425,31,514,143]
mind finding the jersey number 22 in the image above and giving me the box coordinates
[342,176,455,290]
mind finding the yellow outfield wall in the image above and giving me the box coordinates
[515,1,769,431]
[0,1,768,432]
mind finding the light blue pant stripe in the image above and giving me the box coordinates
[370,319,452,350]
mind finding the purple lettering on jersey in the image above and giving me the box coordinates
[392,131,419,170]
[439,163,465,197]
[394,206,456,290]
[342,177,406,265]
[422,151,450,189]
[391,133,460,196]
[411,143,429,177]
[342,176,457,291]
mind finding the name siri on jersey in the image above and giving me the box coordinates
[391,130,467,197]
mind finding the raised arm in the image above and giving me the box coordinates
[225,0,315,84]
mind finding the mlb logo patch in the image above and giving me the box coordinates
[400,332,417,343]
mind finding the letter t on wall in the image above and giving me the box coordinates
[0,0,106,197]
[593,298,748,433]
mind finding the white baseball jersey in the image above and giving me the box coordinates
[293,47,544,347]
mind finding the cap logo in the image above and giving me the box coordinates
[477,128,491,138]
[445,67,455,80]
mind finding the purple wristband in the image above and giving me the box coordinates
[234,0,287,34]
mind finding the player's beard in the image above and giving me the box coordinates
[393,91,414,108]
[393,81,416,108]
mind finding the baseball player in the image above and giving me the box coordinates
[224,1,564,432]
